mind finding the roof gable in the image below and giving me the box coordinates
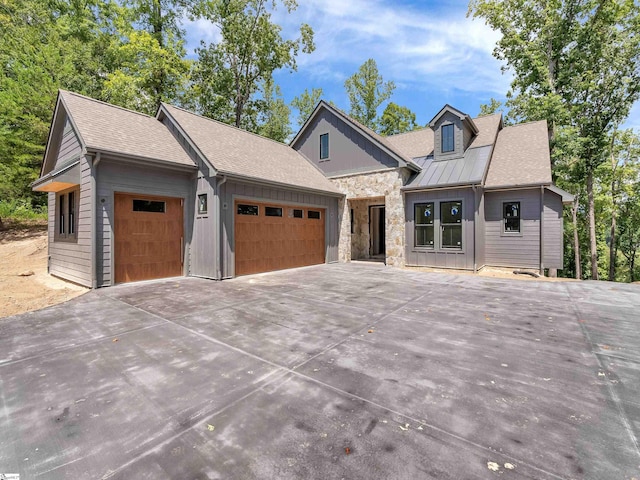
[57,90,195,168]
[291,101,420,173]
[160,103,341,195]
[428,104,478,135]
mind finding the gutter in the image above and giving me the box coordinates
[218,171,344,198]
[85,148,198,172]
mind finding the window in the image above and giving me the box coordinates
[265,206,282,217]
[415,203,434,247]
[441,124,454,153]
[237,204,259,215]
[320,133,329,160]
[133,199,165,213]
[56,190,78,241]
[441,201,462,249]
[308,210,321,219]
[198,194,208,215]
[59,194,65,234]
[503,201,521,233]
[68,191,75,235]
[292,209,303,218]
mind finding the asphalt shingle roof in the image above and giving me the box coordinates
[60,91,195,167]
[485,120,552,187]
[162,104,341,194]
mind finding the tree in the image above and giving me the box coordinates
[291,87,323,128]
[378,102,417,136]
[256,79,291,142]
[478,98,504,117]
[190,0,314,130]
[104,0,191,115]
[344,58,395,131]
[469,0,640,280]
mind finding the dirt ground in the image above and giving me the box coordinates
[0,222,87,318]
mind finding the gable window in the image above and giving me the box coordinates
[441,201,462,249]
[198,194,208,215]
[441,124,454,153]
[415,203,434,247]
[55,189,78,242]
[320,133,329,160]
[503,202,521,233]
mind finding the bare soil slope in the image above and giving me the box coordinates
[0,222,87,318]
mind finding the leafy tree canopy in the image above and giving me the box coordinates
[344,58,395,131]
[378,102,417,136]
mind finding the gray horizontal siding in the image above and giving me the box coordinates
[96,159,194,287]
[48,155,92,287]
[484,189,540,270]
[293,108,399,176]
[543,190,563,269]
[55,117,83,168]
[404,187,476,270]
[221,180,339,278]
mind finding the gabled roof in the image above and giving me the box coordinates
[428,104,479,135]
[386,113,502,160]
[57,90,195,168]
[290,101,421,172]
[160,103,341,195]
[485,120,552,188]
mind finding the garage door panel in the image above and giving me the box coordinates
[115,193,183,283]
[235,201,325,276]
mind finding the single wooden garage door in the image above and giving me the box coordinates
[114,193,183,283]
[235,201,325,276]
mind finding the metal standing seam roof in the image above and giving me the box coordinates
[485,120,552,187]
[59,90,196,167]
[161,104,341,195]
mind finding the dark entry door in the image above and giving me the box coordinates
[369,205,385,256]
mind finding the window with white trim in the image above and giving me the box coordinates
[503,201,521,233]
[415,203,434,247]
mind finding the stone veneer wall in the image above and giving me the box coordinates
[331,168,411,267]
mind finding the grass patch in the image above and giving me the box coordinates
[0,200,47,232]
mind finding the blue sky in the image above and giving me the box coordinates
[183,0,640,131]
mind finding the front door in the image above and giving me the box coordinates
[369,205,385,257]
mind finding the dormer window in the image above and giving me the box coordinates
[442,124,454,153]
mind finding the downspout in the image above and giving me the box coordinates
[540,185,545,275]
[472,184,478,273]
[215,175,227,280]
[91,152,101,288]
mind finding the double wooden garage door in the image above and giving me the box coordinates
[235,201,325,276]
[114,193,183,283]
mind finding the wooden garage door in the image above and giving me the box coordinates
[235,201,325,276]
[114,193,183,283]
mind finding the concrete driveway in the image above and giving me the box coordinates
[0,263,638,479]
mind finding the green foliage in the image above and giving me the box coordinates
[189,0,314,130]
[378,102,417,136]
[0,199,47,220]
[344,58,395,131]
[291,87,323,128]
[478,98,504,117]
[256,79,292,142]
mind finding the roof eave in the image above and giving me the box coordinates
[401,181,481,192]
[218,171,344,198]
[86,147,198,171]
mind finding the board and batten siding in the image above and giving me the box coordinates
[292,109,399,176]
[220,180,339,278]
[96,159,194,287]
[404,187,476,270]
[433,111,464,160]
[48,154,92,286]
[475,187,486,269]
[543,190,564,269]
[484,189,541,270]
[190,175,218,278]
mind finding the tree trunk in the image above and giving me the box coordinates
[587,170,598,280]
[608,210,617,281]
[631,249,637,282]
[572,195,582,280]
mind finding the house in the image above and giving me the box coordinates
[291,102,573,273]
[33,91,571,288]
